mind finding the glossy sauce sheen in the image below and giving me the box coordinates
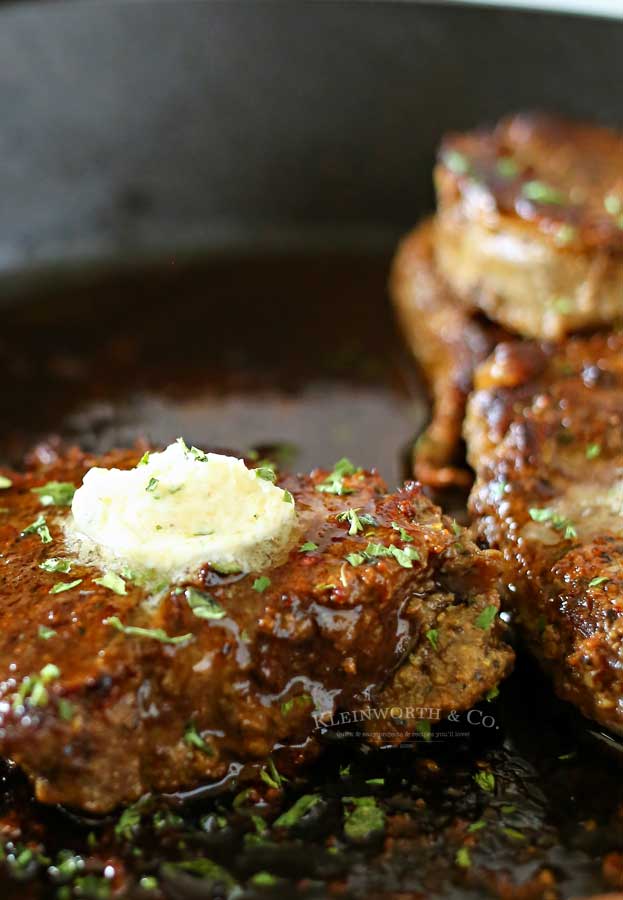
[0,258,621,899]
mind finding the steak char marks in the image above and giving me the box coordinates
[0,447,512,811]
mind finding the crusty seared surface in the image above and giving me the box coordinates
[435,112,623,340]
[465,333,623,733]
[390,219,507,488]
[0,447,512,811]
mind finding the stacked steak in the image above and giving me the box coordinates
[391,112,623,733]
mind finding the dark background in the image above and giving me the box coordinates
[0,0,621,296]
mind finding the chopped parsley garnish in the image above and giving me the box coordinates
[337,508,377,535]
[274,794,321,828]
[442,149,470,175]
[496,157,519,178]
[252,576,271,593]
[502,826,526,841]
[389,545,420,568]
[39,557,71,574]
[104,616,192,645]
[347,542,419,569]
[260,757,286,790]
[486,685,500,701]
[475,605,498,630]
[255,466,277,483]
[365,542,392,558]
[59,699,74,721]
[521,179,565,204]
[184,722,214,755]
[22,514,52,544]
[391,522,413,542]
[94,571,127,596]
[555,223,576,245]
[315,458,360,496]
[343,796,386,842]
[146,477,159,493]
[492,481,508,499]
[473,771,495,792]
[468,820,487,833]
[528,506,577,539]
[589,576,608,588]
[299,541,318,553]
[281,694,310,716]
[282,490,294,504]
[115,804,143,841]
[31,481,75,507]
[38,625,57,640]
[345,552,366,567]
[138,451,150,466]
[49,579,82,595]
[426,628,439,651]
[586,443,601,460]
[13,663,60,710]
[0,475,12,489]
[415,719,432,741]
[455,847,471,868]
[210,560,242,575]
[185,587,226,620]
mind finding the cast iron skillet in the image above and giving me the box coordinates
[0,3,623,898]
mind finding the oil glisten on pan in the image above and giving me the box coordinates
[1,114,623,899]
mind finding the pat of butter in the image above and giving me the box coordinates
[68,440,297,577]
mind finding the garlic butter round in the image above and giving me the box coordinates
[68,440,297,577]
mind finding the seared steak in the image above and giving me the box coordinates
[0,447,512,811]
[465,333,623,733]
[435,112,623,340]
[390,219,507,487]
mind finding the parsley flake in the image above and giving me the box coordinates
[586,443,601,460]
[522,180,565,204]
[442,149,470,175]
[496,157,519,178]
[184,722,213,755]
[473,771,495,792]
[31,481,75,507]
[345,552,366,567]
[475,605,498,630]
[104,616,192,645]
[185,587,226,620]
[391,522,413,542]
[282,490,294,504]
[49,579,82,595]
[94,571,127,595]
[22,514,52,544]
[589,576,608,588]
[343,796,386,842]
[252,576,271,593]
[528,507,577,539]
[38,625,57,640]
[456,847,471,868]
[146,477,159,493]
[299,541,318,553]
[337,508,377,535]
[426,628,439,651]
[315,458,360,496]
[255,467,277,483]
[39,558,71,574]
[274,794,321,828]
